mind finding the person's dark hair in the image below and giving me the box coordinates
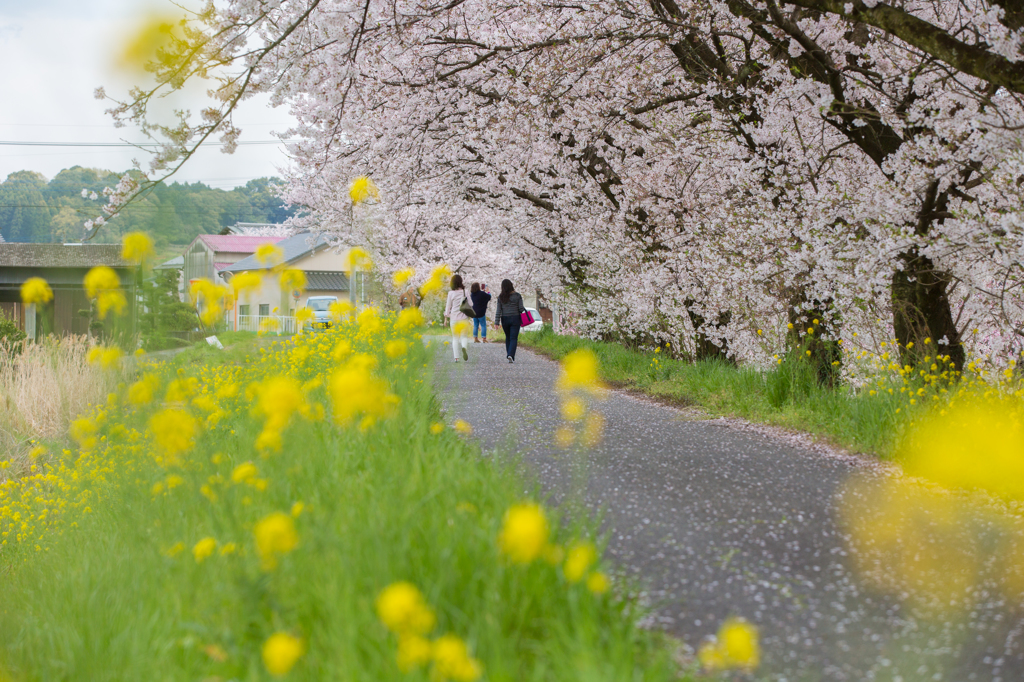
[499,279,515,303]
[470,282,480,294]
[450,274,464,290]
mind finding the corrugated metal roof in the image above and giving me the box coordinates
[198,234,286,253]
[0,243,131,268]
[223,232,335,273]
[156,256,184,270]
[0,267,134,286]
[306,271,349,291]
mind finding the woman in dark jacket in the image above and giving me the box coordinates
[493,279,526,363]
[470,282,492,343]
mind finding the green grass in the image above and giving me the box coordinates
[0,321,687,681]
[520,328,919,458]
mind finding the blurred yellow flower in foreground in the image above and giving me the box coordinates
[148,408,197,466]
[396,306,425,332]
[499,503,549,564]
[20,277,52,305]
[344,246,373,272]
[420,265,451,297]
[88,345,123,370]
[376,582,436,636]
[349,176,380,205]
[393,267,415,288]
[192,537,216,563]
[397,635,432,672]
[698,617,760,672]
[431,634,483,682]
[563,541,597,582]
[385,339,409,358]
[121,232,154,265]
[329,354,397,428]
[256,242,284,267]
[586,571,610,594]
[453,419,472,435]
[84,266,126,319]
[230,271,263,297]
[113,12,184,74]
[901,396,1024,501]
[262,632,305,677]
[278,269,306,294]
[254,511,299,571]
[557,349,602,394]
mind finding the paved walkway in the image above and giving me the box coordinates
[432,341,1024,681]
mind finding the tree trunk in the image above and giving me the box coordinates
[685,298,734,363]
[786,291,842,387]
[891,249,965,371]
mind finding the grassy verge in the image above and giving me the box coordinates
[0,314,685,681]
[519,328,928,458]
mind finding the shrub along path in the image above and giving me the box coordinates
[432,341,1024,681]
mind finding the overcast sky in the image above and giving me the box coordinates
[0,0,295,189]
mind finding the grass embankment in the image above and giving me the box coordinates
[519,328,939,458]
[0,313,683,681]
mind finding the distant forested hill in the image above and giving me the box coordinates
[0,167,299,246]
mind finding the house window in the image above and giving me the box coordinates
[239,304,250,317]
[259,304,270,317]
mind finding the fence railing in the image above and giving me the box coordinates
[236,315,297,334]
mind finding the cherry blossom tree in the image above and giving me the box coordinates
[97,0,1024,371]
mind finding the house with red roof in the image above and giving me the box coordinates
[182,234,287,296]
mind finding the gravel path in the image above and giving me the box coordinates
[432,340,1024,681]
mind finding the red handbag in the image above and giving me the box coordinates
[520,310,535,326]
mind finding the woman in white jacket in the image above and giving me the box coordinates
[443,274,472,362]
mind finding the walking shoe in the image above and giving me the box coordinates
[510,356,515,363]
[507,355,512,363]
[473,337,480,343]
[462,347,469,361]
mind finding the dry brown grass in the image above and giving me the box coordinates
[0,336,127,472]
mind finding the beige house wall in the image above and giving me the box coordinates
[230,247,353,324]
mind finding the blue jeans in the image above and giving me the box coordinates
[501,316,521,359]
[473,316,487,339]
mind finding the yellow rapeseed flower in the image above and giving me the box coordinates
[147,408,197,466]
[256,243,284,267]
[431,634,483,682]
[192,537,217,563]
[563,541,597,582]
[254,511,299,570]
[20,277,53,305]
[430,422,445,435]
[557,349,601,394]
[420,265,451,297]
[498,503,549,564]
[230,271,263,297]
[396,306,425,332]
[343,246,373,273]
[329,355,397,427]
[393,267,415,288]
[231,461,258,485]
[453,419,472,435]
[349,176,380,205]
[699,617,760,672]
[586,571,610,594]
[561,397,586,421]
[278,269,306,294]
[84,266,126,318]
[397,635,432,672]
[376,582,436,636]
[901,396,1024,500]
[121,231,155,265]
[385,339,409,359]
[261,632,305,677]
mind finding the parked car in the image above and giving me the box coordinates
[520,308,544,332]
[305,295,338,330]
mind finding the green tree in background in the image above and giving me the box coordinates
[0,167,299,245]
